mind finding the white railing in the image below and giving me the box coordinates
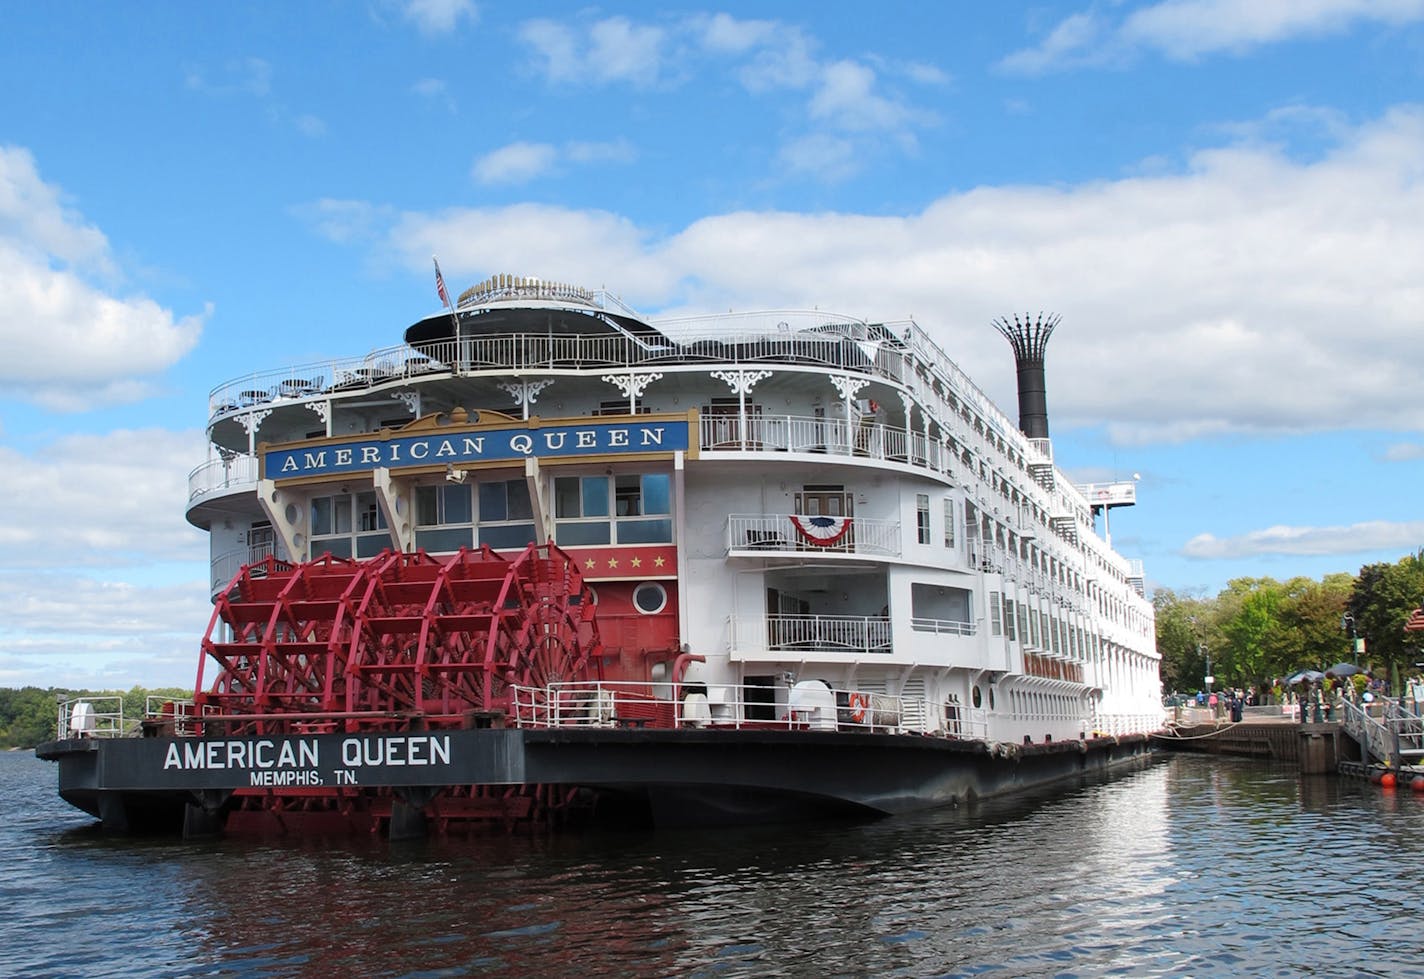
[1093,711,1168,737]
[728,614,893,656]
[768,614,893,652]
[507,680,989,739]
[189,453,260,502]
[910,617,976,636]
[726,513,901,557]
[55,696,126,739]
[208,326,902,421]
[142,697,203,736]
[699,413,949,471]
[210,543,276,592]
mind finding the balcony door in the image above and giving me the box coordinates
[792,485,854,551]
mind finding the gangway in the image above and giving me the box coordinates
[1339,698,1424,770]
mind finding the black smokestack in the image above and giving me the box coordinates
[992,313,1059,440]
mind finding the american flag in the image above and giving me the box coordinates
[433,256,450,308]
[1406,607,1424,632]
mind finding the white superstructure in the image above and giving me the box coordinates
[187,275,1161,747]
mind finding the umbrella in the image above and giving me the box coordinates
[1285,670,1325,685]
[1325,663,1366,678]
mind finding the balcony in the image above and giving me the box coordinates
[699,413,946,469]
[210,543,275,593]
[189,454,259,504]
[729,613,893,657]
[726,513,901,558]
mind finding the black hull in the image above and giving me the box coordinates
[37,728,1156,837]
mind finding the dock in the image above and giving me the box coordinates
[1154,699,1424,783]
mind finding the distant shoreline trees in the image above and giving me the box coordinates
[1155,549,1424,697]
[0,686,190,749]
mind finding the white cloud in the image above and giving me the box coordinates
[512,13,936,172]
[471,140,636,186]
[0,573,208,689]
[411,77,456,112]
[403,0,477,36]
[0,148,204,410]
[1182,520,1424,559]
[291,198,395,244]
[518,16,667,87]
[1383,443,1424,462]
[378,105,1424,444]
[0,428,208,568]
[472,142,558,185]
[184,56,273,97]
[1003,0,1424,72]
[1123,0,1424,61]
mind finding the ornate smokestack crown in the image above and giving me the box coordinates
[992,312,1059,440]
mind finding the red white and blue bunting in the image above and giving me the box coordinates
[790,514,853,546]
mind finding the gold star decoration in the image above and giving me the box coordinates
[630,556,642,568]
[653,556,666,567]
[607,557,619,568]
[584,559,596,569]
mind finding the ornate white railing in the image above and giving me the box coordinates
[210,544,275,592]
[726,513,901,557]
[189,453,260,502]
[699,413,948,472]
[208,327,904,421]
[728,614,893,656]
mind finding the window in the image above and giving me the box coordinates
[415,483,474,552]
[1005,599,1017,642]
[632,581,668,614]
[943,498,955,547]
[555,475,611,546]
[311,494,354,558]
[916,493,930,544]
[478,479,535,550]
[989,591,1002,637]
[354,491,389,558]
[615,473,672,543]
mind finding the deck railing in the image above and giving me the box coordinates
[208,328,901,421]
[507,680,989,739]
[728,614,893,656]
[55,696,127,739]
[189,453,260,502]
[726,513,901,557]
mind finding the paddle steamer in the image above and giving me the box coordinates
[41,273,1160,836]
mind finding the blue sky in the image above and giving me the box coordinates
[2,0,1422,689]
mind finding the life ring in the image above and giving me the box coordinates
[848,692,869,723]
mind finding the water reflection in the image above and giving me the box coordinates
[9,752,1424,977]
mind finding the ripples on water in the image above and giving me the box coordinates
[6,750,1424,977]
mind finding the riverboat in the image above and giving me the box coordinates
[39,273,1161,837]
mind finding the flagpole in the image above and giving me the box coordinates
[432,255,461,349]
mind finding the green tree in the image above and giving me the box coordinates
[1350,551,1424,692]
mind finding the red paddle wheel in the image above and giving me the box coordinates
[194,542,603,834]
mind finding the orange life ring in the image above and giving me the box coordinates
[849,692,869,723]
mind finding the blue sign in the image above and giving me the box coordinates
[265,419,690,479]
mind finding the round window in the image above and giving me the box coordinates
[971,685,983,709]
[632,581,667,614]
[989,687,997,710]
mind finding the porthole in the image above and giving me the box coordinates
[989,687,997,710]
[632,581,667,614]
[971,685,983,709]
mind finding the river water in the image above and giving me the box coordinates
[4,749,1424,978]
